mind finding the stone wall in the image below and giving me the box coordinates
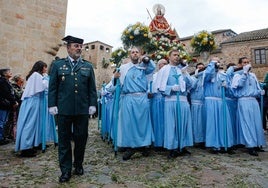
[221,39,268,80]
[0,0,67,76]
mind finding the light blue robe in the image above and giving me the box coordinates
[16,93,43,151]
[100,89,114,140]
[117,61,155,147]
[15,73,56,151]
[203,62,234,149]
[232,72,266,147]
[157,65,193,150]
[151,72,165,147]
[225,66,239,145]
[190,72,205,144]
[43,76,57,143]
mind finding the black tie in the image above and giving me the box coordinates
[73,60,77,66]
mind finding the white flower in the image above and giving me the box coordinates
[134,29,140,35]
[128,27,132,32]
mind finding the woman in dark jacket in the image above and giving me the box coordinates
[0,68,18,145]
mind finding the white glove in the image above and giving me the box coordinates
[49,106,58,115]
[89,106,96,115]
[261,90,265,95]
[194,69,199,77]
[243,64,251,74]
[171,84,180,91]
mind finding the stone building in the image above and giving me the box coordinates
[83,41,113,88]
[0,0,67,76]
[180,28,268,80]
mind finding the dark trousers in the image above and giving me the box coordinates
[57,115,88,173]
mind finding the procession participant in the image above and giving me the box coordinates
[155,50,194,158]
[42,73,58,147]
[261,72,268,131]
[0,68,17,145]
[231,57,266,156]
[203,58,235,154]
[225,62,240,147]
[113,46,155,160]
[151,59,168,149]
[190,62,206,148]
[100,80,114,141]
[15,61,48,157]
[48,35,97,182]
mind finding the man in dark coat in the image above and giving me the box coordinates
[48,35,97,183]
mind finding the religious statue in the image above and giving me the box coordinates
[149,4,177,39]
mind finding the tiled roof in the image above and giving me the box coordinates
[222,28,268,44]
[179,29,235,41]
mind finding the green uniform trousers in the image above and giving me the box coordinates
[57,114,88,173]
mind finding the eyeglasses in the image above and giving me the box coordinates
[242,61,249,64]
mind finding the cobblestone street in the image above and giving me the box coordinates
[0,119,268,188]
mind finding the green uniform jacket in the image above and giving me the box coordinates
[48,58,97,115]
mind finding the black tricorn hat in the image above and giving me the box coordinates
[62,35,84,44]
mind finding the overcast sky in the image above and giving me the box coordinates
[65,0,268,50]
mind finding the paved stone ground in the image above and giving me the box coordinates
[0,119,268,188]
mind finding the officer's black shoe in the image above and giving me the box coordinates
[122,149,135,160]
[59,172,71,183]
[248,149,258,156]
[73,166,84,175]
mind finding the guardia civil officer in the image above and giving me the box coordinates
[48,35,97,183]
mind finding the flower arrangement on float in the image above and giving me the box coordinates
[190,30,216,54]
[109,47,128,67]
[121,22,152,48]
[147,36,191,61]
